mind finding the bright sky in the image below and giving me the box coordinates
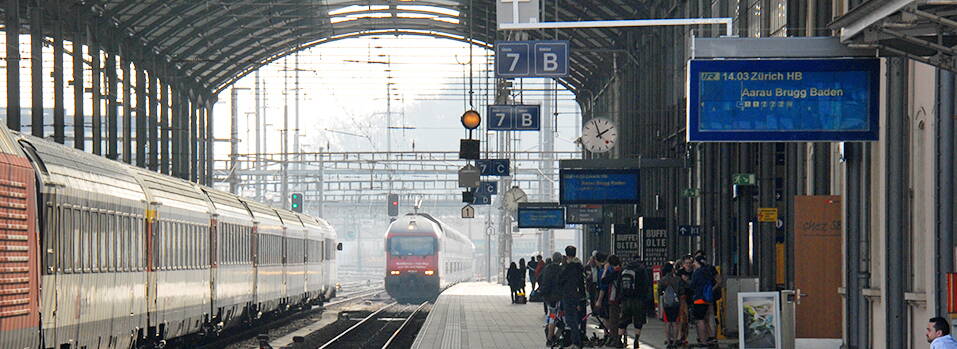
[214,35,582,156]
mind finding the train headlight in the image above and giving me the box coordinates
[390,270,401,275]
[424,270,435,276]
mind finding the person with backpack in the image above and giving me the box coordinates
[597,255,624,347]
[616,258,652,349]
[690,256,718,346]
[558,246,586,349]
[658,262,687,348]
[539,252,564,346]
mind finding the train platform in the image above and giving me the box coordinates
[411,282,698,349]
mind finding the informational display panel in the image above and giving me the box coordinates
[566,205,603,224]
[560,169,640,205]
[687,58,880,142]
[517,207,565,229]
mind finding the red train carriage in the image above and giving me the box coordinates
[384,214,474,302]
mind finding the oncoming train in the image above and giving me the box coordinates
[0,125,339,349]
[384,213,474,302]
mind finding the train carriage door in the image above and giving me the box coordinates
[14,140,48,347]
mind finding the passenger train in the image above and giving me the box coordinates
[384,213,474,302]
[0,125,339,349]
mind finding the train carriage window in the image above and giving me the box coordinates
[93,212,101,272]
[220,223,227,264]
[83,210,91,273]
[59,207,70,273]
[135,217,142,271]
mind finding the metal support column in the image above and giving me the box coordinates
[230,88,240,193]
[160,82,170,174]
[91,34,101,155]
[171,88,180,177]
[190,96,198,183]
[206,99,215,185]
[936,69,955,317]
[198,97,206,185]
[73,13,85,150]
[6,0,21,131]
[53,3,65,144]
[845,142,863,349]
[148,73,158,170]
[884,57,907,349]
[122,57,132,163]
[255,71,262,200]
[759,144,775,290]
[106,51,118,160]
[30,1,43,138]
[135,66,146,167]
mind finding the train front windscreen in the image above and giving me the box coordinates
[388,236,435,256]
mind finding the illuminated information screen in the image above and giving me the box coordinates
[688,58,880,142]
[517,208,565,229]
[560,169,640,205]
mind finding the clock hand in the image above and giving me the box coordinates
[596,127,609,137]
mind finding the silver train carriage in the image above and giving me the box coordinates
[0,125,339,349]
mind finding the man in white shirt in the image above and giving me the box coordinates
[928,317,957,349]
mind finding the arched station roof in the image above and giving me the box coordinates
[72,0,649,96]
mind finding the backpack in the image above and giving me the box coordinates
[662,283,679,308]
[699,278,716,303]
[619,266,639,298]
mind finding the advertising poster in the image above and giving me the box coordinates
[738,292,782,349]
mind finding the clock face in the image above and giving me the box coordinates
[581,117,617,153]
[503,187,527,212]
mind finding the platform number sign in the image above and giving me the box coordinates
[487,105,540,131]
[495,40,569,78]
[476,159,510,176]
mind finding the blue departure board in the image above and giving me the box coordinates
[688,58,880,142]
[517,208,565,229]
[560,169,640,205]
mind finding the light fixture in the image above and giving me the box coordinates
[408,220,417,231]
[390,270,400,275]
[424,270,435,276]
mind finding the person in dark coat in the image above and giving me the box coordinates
[518,258,528,297]
[507,262,520,302]
[558,246,586,348]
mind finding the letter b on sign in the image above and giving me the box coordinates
[533,41,568,77]
[514,106,540,130]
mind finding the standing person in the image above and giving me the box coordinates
[518,258,528,298]
[507,262,520,303]
[528,256,539,290]
[927,317,957,348]
[658,263,687,348]
[539,252,564,346]
[678,255,694,346]
[585,253,607,331]
[597,255,624,347]
[618,258,653,349]
[690,256,717,346]
[534,255,545,290]
[558,246,586,349]
[695,252,722,342]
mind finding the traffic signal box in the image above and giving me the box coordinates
[388,193,399,216]
[291,193,303,213]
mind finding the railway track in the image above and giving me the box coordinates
[315,301,430,349]
[186,282,385,349]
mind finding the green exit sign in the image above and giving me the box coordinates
[733,173,756,186]
[682,188,701,198]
